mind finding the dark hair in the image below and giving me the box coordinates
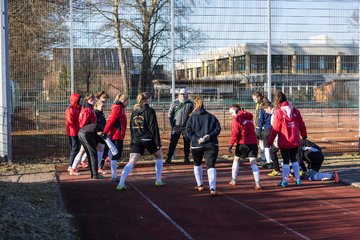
[273,91,287,108]
[261,101,272,109]
[95,90,109,100]
[229,103,243,113]
[252,91,264,100]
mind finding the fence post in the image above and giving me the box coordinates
[223,105,226,130]
[162,103,166,130]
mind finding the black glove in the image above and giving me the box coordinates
[228,145,233,153]
[97,132,107,140]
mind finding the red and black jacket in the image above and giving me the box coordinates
[103,101,127,141]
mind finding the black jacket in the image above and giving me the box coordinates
[130,104,161,147]
[94,110,106,129]
[185,108,221,148]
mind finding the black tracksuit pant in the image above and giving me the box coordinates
[78,131,99,178]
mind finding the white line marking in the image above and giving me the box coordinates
[131,184,193,240]
[222,193,311,240]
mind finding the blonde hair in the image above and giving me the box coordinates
[191,96,204,114]
[134,92,151,110]
[95,90,109,100]
[273,91,287,108]
[84,93,95,103]
[114,93,129,103]
[94,100,104,110]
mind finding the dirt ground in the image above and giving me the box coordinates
[0,159,77,240]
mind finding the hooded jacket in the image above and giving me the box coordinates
[185,108,221,148]
[229,109,257,146]
[130,104,161,147]
[79,103,97,128]
[103,101,127,141]
[268,102,307,149]
[65,93,82,136]
[168,98,194,129]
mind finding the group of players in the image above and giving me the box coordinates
[65,89,340,196]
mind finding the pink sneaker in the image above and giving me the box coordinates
[80,161,88,168]
[67,166,72,172]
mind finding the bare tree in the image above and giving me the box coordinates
[9,0,69,97]
[78,0,206,95]
[348,10,359,30]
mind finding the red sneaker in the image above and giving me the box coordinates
[254,185,262,190]
[333,171,340,183]
[69,168,81,176]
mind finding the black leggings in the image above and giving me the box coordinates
[280,147,299,165]
[191,144,218,169]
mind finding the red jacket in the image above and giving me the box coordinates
[65,93,82,136]
[268,102,307,149]
[103,102,127,141]
[229,110,257,146]
[79,103,97,128]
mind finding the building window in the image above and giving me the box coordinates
[342,56,358,73]
[250,55,267,73]
[218,58,229,75]
[319,56,325,70]
[207,60,215,76]
[233,55,246,73]
[304,56,310,70]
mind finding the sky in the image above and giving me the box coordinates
[71,0,359,61]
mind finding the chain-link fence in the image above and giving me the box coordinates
[8,0,360,161]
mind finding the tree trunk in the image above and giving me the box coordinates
[113,0,128,96]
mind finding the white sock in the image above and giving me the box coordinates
[72,152,83,169]
[264,147,271,163]
[231,160,239,180]
[250,163,261,187]
[194,165,203,186]
[282,164,290,182]
[292,162,300,180]
[207,168,216,190]
[119,163,134,187]
[312,172,333,181]
[81,153,87,162]
[111,160,117,179]
[155,159,163,182]
[105,137,118,156]
[259,141,265,160]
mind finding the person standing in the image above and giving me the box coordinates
[185,96,221,196]
[257,100,273,169]
[252,91,266,166]
[70,93,97,175]
[166,88,194,164]
[268,91,307,187]
[103,93,129,181]
[227,104,261,190]
[65,93,82,172]
[262,101,281,177]
[116,92,165,191]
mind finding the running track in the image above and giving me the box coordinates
[58,162,360,240]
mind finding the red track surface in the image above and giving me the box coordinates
[58,162,360,240]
